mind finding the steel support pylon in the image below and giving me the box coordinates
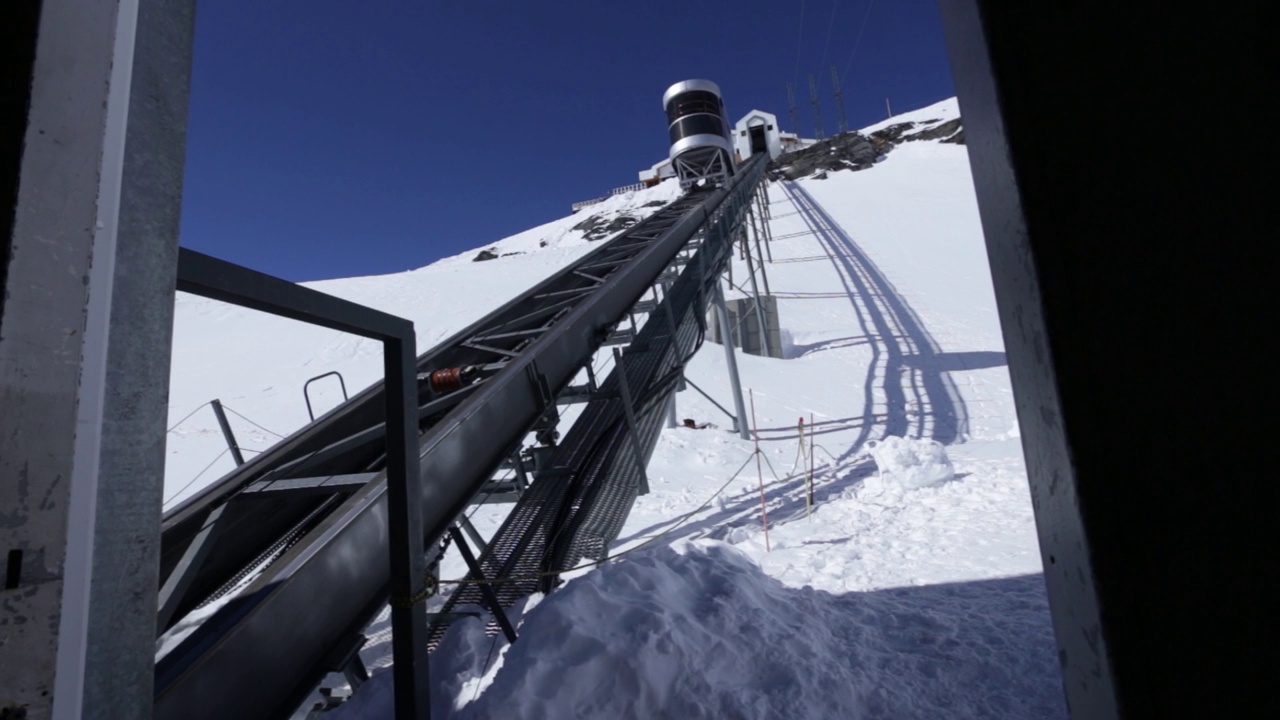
[715,282,752,440]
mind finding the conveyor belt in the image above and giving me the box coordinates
[427,155,767,644]
[153,155,767,720]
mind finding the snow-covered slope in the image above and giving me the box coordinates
[859,96,962,136]
[166,98,1065,718]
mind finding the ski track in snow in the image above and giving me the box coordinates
[165,98,1066,719]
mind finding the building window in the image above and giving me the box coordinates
[767,125,774,130]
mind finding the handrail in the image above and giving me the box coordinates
[303,370,349,422]
[571,182,651,212]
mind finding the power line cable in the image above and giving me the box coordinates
[167,401,212,433]
[818,0,840,82]
[220,404,285,438]
[792,0,808,95]
[841,0,877,80]
[162,447,232,509]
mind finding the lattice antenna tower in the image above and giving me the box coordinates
[831,65,848,134]
[787,81,799,136]
[809,73,824,139]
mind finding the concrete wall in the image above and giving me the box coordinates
[1,3,136,716]
[707,295,783,358]
[1,1,193,717]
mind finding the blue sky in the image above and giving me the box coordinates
[179,0,955,281]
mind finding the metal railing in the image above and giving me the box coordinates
[570,182,651,212]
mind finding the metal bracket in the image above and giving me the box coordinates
[319,633,369,694]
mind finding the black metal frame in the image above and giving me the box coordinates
[210,399,246,467]
[174,248,429,720]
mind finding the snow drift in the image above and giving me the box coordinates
[334,541,1062,720]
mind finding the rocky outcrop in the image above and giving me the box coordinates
[573,213,639,242]
[769,132,884,181]
[472,248,525,261]
[866,118,964,145]
[880,118,963,144]
[771,115,964,180]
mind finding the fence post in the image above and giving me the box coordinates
[209,399,245,466]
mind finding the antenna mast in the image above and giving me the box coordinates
[831,65,848,134]
[808,74,824,140]
[787,81,799,136]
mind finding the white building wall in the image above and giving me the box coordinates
[732,110,783,161]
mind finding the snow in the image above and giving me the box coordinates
[164,97,1065,718]
[333,542,1062,720]
[867,436,956,489]
[857,97,963,136]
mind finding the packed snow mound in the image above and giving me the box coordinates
[333,540,1063,720]
[867,435,956,489]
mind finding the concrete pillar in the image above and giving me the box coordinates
[940,3,1270,718]
[1,1,194,718]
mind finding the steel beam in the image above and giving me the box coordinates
[447,527,515,645]
[383,332,430,720]
[740,227,773,358]
[211,399,246,467]
[613,348,652,495]
[715,283,751,440]
[156,502,226,632]
[682,376,739,427]
[241,474,378,498]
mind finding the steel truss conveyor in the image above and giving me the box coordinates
[427,156,767,644]
[154,153,768,720]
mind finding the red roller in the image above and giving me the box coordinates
[428,367,464,393]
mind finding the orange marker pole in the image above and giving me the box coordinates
[750,390,770,551]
